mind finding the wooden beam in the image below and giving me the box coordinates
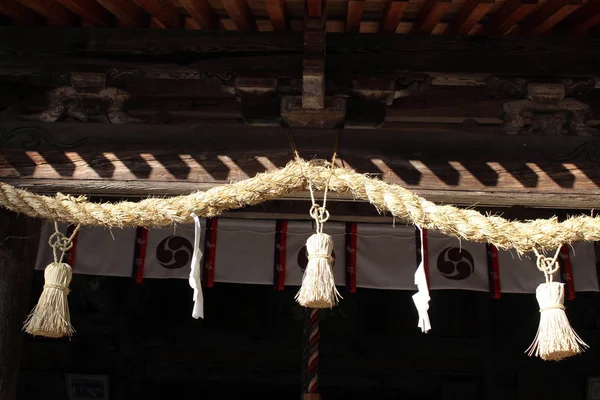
[379,1,407,33]
[0,211,40,400]
[95,0,146,27]
[345,0,363,32]
[57,0,111,27]
[3,121,600,210]
[0,0,39,26]
[179,0,219,30]
[444,0,494,36]
[265,0,286,31]
[520,0,581,35]
[222,0,256,31]
[556,0,600,36]
[136,0,180,28]
[483,0,537,36]
[3,28,600,78]
[307,0,321,18]
[16,0,74,25]
[411,0,451,34]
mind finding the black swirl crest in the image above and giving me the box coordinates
[436,247,475,280]
[297,245,336,272]
[156,235,193,269]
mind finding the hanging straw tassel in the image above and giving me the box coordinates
[295,232,341,308]
[526,249,588,361]
[23,224,79,338]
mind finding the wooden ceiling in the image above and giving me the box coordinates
[0,0,599,37]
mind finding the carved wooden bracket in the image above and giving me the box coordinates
[22,72,143,124]
[280,3,346,129]
[489,77,598,136]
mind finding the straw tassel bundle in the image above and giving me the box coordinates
[23,225,78,338]
[295,232,341,308]
[526,281,588,361]
[526,249,588,361]
[23,261,74,338]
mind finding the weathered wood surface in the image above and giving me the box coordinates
[2,121,600,209]
[1,28,600,82]
[0,211,40,400]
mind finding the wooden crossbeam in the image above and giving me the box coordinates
[95,0,146,27]
[345,0,363,32]
[0,0,39,26]
[444,0,494,35]
[520,0,581,35]
[16,0,74,26]
[222,0,257,31]
[556,0,600,36]
[265,0,286,31]
[483,0,537,36]
[411,0,451,34]
[57,0,111,27]
[307,0,322,18]
[3,121,600,209]
[179,0,219,30]
[136,0,180,28]
[380,0,407,33]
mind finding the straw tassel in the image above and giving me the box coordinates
[295,232,341,308]
[23,223,80,338]
[526,249,588,361]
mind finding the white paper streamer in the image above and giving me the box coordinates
[412,226,431,333]
[189,213,204,319]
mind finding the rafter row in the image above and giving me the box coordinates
[3,0,600,37]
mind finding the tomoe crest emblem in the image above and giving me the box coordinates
[156,235,193,269]
[436,247,475,280]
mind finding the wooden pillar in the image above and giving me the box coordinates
[0,211,40,400]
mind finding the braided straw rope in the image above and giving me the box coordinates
[0,158,598,253]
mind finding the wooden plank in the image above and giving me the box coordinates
[483,0,537,36]
[136,0,180,28]
[0,212,40,400]
[57,0,111,27]
[0,0,40,25]
[520,0,582,35]
[3,122,600,209]
[16,0,74,25]
[380,1,407,33]
[307,0,321,18]
[444,0,494,35]
[556,0,600,36]
[3,28,600,78]
[179,0,218,30]
[95,0,146,27]
[265,0,286,31]
[345,0,363,32]
[222,0,256,31]
[411,0,451,34]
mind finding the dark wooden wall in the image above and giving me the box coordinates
[16,268,600,400]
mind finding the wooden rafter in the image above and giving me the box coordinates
[484,0,537,36]
[136,0,180,28]
[444,0,494,35]
[16,0,73,26]
[265,0,287,31]
[380,0,408,33]
[345,0,363,32]
[95,0,146,27]
[222,0,257,31]
[411,0,451,34]
[520,0,581,35]
[556,0,600,36]
[0,0,39,26]
[179,0,219,30]
[57,0,111,27]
